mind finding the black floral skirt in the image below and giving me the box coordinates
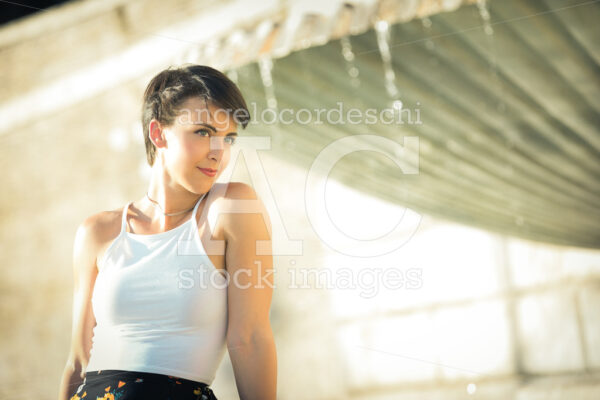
[69,369,217,400]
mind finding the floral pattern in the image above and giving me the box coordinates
[69,370,216,400]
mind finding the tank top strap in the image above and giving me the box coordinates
[191,191,209,222]
[121,201,131,233]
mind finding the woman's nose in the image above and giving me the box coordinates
[209,136,227,149]
[208,136,225,159]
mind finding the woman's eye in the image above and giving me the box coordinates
[195,130,236,145]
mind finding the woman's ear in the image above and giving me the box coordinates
[149,119,167,149]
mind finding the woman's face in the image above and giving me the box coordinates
[157,96,239,194]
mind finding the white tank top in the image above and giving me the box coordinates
[85,192,228,384]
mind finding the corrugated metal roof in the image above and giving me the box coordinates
[175,0,478,69]
[227,0,600,248]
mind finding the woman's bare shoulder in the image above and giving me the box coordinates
[226,181,260,199]
[210,181,260,201]
[205,182,262,213]
[75,206,125,255]
[215,182,271,238]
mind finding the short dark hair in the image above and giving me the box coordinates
[141,64,250,166]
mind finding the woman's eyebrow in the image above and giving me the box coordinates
[193,123,217,132]
[193,123,237,136]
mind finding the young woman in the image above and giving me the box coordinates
[58,65,277,400]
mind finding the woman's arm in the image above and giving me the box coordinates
[58,216,100,400]
[223,183,277,400]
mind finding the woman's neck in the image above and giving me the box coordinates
[144,166,201,218]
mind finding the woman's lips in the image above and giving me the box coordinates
[197,167,217,177]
